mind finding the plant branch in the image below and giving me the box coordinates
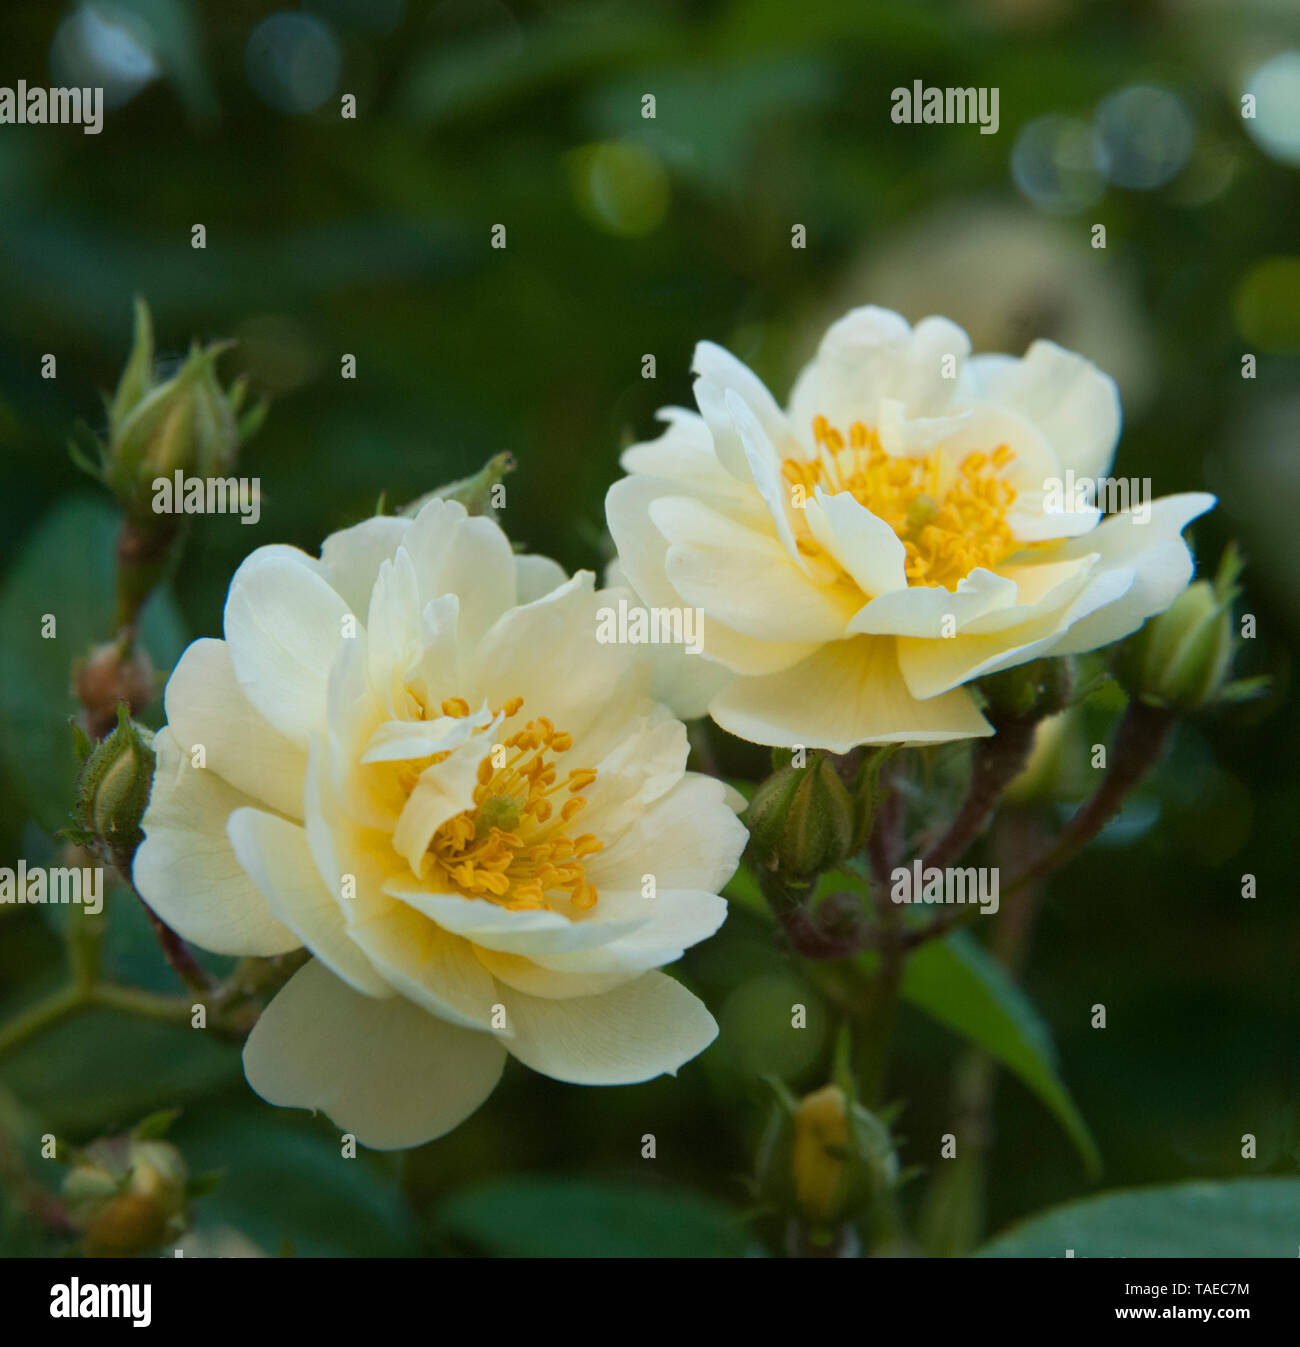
[0,986,84,1059]
[135,892,213,995]
[997,698,1174,901]
[919,716,1038,872]
[901,698,1176,949]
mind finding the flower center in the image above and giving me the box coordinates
[782,417,1020,591]
[426,700,603,914]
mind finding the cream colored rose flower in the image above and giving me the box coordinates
[602,558,732,719]
[606,306,1214,750]
[134,500,746,1149]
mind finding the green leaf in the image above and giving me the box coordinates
[438,1178,754,1257]
[0,497,186,835]
[131,1105,183,1140]
[0,1008,239,1137]
[900,932,1101,1177]
[978,1178,1300,1257]
[177,1106,418,1258]
[184,1170,223,1200]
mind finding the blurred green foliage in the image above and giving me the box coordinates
[1,0,1297,1256]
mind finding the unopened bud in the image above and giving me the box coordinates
[745,753,855,883]
[74,640,155,740]
[757,1081,900,1232]
[72,298,265,525]
[400,451,516,519]
[72,704,155,872]
[786,1077,899,1228]
[63,1136,189,1257]
[976,656,1073,722]
[1114,545,1263,713]
[792,1084,853,1224]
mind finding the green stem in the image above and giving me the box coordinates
[0,982,203,1059]
[919,716,1037,872]
[89,984,196,1027]
[901,700,1176,950]
[0,985,85,1058]
[857,899,905,1107]
[114,515,181,631]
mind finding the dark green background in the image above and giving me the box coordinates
[0,0,1296,1256]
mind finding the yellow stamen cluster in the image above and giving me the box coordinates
[782,417,1019,592]
[426,700,602,914]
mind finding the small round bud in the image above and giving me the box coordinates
[63,1136,189,1258]
[745,753,856,883]
[72,704,155,872]
[74,640,155,739]
[756,1081,900,1233]
[792,1084,853,1225]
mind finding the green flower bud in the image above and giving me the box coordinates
[400,451,516,520]
[782,755,856,880]
[743,762,802,858]
[1114,545,1264,713]
[745,753,855,883]
[976,656,1073,722]
[1130,582,1229,709]
[71,299,265,524]
[71,704,155,872]
[756,1081,900,1232]
[63,1136,189,1258]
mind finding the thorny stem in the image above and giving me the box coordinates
[136,891,213,995]
[857,904,905,1108]
[997,698,1174,900]
[858,754,907,1106]
[113,515,180,632]
[919,716,1038,872]
[866,756,904,888]
[902,698,1176,949]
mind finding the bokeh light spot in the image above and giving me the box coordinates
[51,3,159,111]
[245,13,342,115]
[1234,256,1300,352]
[1093,84,1195,190]
[1242,52,1300,166]
[1011,115,1107,213]
[567,141,670,239]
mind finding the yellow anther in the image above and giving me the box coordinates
[421,704,602,917]
[783,424,1020,592]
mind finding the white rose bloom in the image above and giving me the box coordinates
[602,558,732,719]
[134,500,747,1149]
[606,306,1214,751]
